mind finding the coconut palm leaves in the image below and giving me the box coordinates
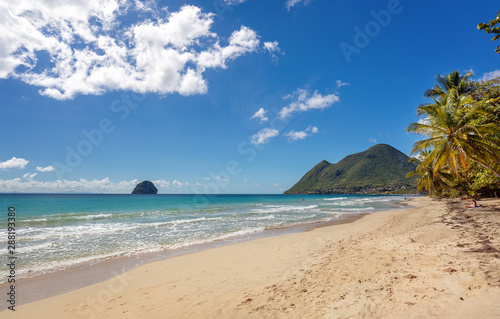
[424,70,475,100]
[407,70,500,196]
[407,150,456,196]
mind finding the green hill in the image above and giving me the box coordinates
[284,144,418,194]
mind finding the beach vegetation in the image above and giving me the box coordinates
[477,10,500,54]
[407,71,500,197]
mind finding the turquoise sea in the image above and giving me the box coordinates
[0,194,406,282]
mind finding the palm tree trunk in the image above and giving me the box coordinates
[470,156,500,178]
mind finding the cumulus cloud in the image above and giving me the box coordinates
[279,88,339,119]
[286,0,312,10]
[217,176,228,182]
[264,41,280,52]
[0,157,29,170]
[0,177,140,193]
[480,70,500,82]
[251,128,279,145]
[285,130,308,141]
[23,173,37,180]
[0,2,273,100]
[369,137,377,143]
[152,179,171,188]
[285,125,318,142]
[250,107,269,122]
[0,177,189,193]
[263,41,284,62]
[172,180,184,187]
[36,166,55,172]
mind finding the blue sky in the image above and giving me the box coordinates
[0,0,499,193]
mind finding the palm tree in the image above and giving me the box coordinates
[424,70,475,101]
[407,150,456,196]
[407,71,500,179]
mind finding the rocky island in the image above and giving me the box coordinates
[132,181,158,194]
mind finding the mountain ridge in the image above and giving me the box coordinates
[284,144,418,194]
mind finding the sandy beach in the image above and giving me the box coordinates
[4,197,500,318]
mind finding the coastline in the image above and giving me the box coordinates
[0,193,405,288]
[4,197,500,318]
[0,206,380,308]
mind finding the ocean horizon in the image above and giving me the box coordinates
[1,193,407,283]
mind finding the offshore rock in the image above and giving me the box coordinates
[132,181,158,194]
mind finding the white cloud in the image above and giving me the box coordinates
[36,165,55,172]
[172,180,184,187]
[410,153,424,161]
[286,0,312,10]
[285,130,308,141]
[224,0,247,4]
[250,107,269,122]
[0,177,188,193]
[336,80,350,88]
[263,41,284,62]
[285,125,318,142]
[0,157,29,170]
[480,70,500,82]
[251,128,279,145]
[264,41,280,52]
[0,2,273,100]
[417,117,430,125]
[217,176,228,182]
[369,137,377,143]
[0,177,140,193]
[202,177,211,181]
[152,179,171,188]
[197,26,261,70]
[23,173,37,180]
[279,88,339,119]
